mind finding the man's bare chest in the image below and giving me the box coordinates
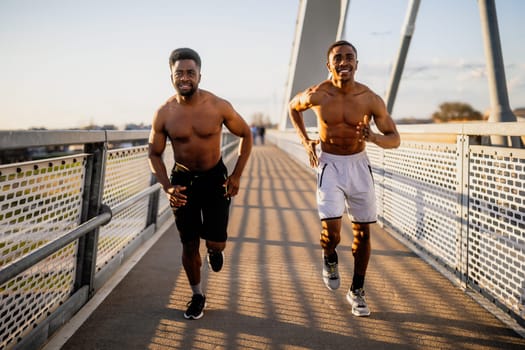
[165,113,223,140]
[315,96,370,125]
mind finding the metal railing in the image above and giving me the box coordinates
[0,130,240,350]
[268,122,525,327]
[1,124,523,348]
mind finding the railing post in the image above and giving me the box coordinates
[376,146,386,228]
[74,141,107,297]
[456,134,471,287]
[146,174,160,228]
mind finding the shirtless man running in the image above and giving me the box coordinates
[288,40,400,316]
[148,48,252,320]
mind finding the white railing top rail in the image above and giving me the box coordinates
[275,121,525,136]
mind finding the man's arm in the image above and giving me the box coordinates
[357,94,400,149]
[288,88,320,167]
[148,109,188,207]
[221,100,252,197]
[148,113,171,191]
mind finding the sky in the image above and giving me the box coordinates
[0,0,524,130]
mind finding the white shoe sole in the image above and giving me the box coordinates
[323,275,340,290]
[184,302,207,320]
[346,293,371,317]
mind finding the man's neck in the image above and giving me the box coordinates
[177,90,199,104]
[332,78,355,92]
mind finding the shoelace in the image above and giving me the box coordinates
[353,291,366,307]
[327,262,338,279]
[187,295,203,309]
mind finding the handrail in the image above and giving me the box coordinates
[111,183,161,216]
[0,130,107,150]
[276,121,525,136]
[222,140,239,155]
[0,211,111,286]
[0,183,162,286]
[0,130,151,150]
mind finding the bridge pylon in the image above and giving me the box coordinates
[279,0,349,130]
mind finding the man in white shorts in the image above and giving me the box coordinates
[317,151,377,223]
[288,40,400,316]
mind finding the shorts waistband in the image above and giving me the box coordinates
[319,150,368,162]
[173,158,225,177]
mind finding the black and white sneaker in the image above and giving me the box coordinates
[207,250,224,272]
[184,294,206,320]
[346,288,371,317]
[322,251,340,290]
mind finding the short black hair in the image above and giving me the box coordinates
[169,48,201,70]
[326,40,357,60]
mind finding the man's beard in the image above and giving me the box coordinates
[175,83,197,97]
[179,87,196,97]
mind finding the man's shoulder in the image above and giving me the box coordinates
[304,81,333,101]
[200,89,223,101]
[352,82,388,115]
[156,96,177,115]
[353,82,380,99]
[199,89,233,108]
[308,80,332,93]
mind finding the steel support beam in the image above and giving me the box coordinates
[385,0,421,115]
[478,0,520,147]
[280,0,350,130]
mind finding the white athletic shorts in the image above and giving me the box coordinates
[316,150,377,223]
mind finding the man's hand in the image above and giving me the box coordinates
[167,185,187,208]
[356,115,378,143]
[303,139,320,168]
[224,175,240,197]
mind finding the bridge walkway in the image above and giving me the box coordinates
[46,144,525,350]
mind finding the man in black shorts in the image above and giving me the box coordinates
[170,161,230,249]
[148,48,252,319]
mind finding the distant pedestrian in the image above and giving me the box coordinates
[148,48,252,320]
[257,125,266,145]
[251,124,258,145]
[288,40,400,316]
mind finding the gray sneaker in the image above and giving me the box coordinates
[346,288,371,317]
[322,252,340,290]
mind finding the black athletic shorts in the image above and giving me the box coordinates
[170,159,231,244]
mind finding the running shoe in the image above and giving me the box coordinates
[322,251,340,290]
[184,294,206,320]
[346,288,371,317]
[207,250,224,272]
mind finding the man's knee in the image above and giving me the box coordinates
[351,223,370,253]
[320,228,340,250]
[352,223,370,239]
[182,239,200,256]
